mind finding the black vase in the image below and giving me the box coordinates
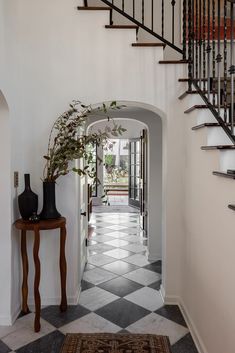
[39,181,61,220]
[18,174,38,220]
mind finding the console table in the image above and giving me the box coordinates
[14,217,68,332]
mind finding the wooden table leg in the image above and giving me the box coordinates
[21,230,30,314]
[33,229,41,332]
[60,225,67,312]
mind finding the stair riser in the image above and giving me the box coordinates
[183,92,219,109]
[207,127,232,146]
[194,109,224,125]
[219,150,235,172]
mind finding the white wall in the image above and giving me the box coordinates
[0,92,12,325]
[174,95,235,353]
[89,118,145,139]
[0,0,187,328]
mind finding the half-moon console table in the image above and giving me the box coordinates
[14,217,68,332]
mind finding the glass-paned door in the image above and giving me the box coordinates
[128,139,140,208]
[140,129,148,235]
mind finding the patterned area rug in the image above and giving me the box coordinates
[60,333,172,353]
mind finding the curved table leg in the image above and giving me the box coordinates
[33,229,41,332]
[21,230,30,314]
[60,225,67,312]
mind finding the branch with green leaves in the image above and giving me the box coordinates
[43,101,126,182]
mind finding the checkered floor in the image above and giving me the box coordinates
[0,213,198,353]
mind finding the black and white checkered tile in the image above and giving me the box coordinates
[0,213,198,353]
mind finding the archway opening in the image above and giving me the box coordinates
[80,102,164,297]
[0,90,12,324]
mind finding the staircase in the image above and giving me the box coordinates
[78,0,235,211]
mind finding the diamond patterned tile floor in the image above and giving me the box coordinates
[0,340,11,353]
[0,212,198,353]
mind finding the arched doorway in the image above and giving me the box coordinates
[86,102,164,277]
[0,90,12,324]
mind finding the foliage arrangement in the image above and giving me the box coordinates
[43,101,126,182]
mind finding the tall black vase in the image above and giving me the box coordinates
[39,181,61,220]
[18,174,38,220]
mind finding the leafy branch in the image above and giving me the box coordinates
[43,101,126,182]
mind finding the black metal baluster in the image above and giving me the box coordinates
[202,0,206,92]
[192,0,195,79]
[162,0,164,37]
[122,0,124,12]
[196,0,199,79]
[216,0,222,116]
[206,0,211,99]
[84,0,88,7]
[171,0,176,44]
[199,0,202,88]
[142,0,144,25]
[188,0,193,91]
[133,0,135,19]
[183,0,187,60]
[151,0,154,31]
[109,1,113,25]
[229,1,235,134]
[223,0,228,123]
[212,0,216,105]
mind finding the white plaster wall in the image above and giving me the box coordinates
[89,119,145,139]
[180,113,235,353]
[1,0,187,327]
[0,92,12,325]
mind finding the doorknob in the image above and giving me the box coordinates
[81,211,87,216]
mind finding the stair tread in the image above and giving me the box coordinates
[184,104,230,113]
[178,78,207,82]
[105,25,138,29]
[179,90,220,100]
[77,6,111,10]
[213,171,235,179]
[201,145,235,150]
[192,123,222,130]
[132,43,166,47]
[192,122,232,130]
[179,77,233,82]
[159,60,189,64]
[179,90,206,100]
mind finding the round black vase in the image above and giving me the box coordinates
[18,174,38,220]
[39,181,61,220]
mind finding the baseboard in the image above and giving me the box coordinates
[179,300,209,353]
[161,287,208,353]
[0,304,21,326]
[147,253,162,262]
[28,286,81,307]
[11,304,21,324]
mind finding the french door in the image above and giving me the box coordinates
[140,129,148,235]
[128,139,141,208]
